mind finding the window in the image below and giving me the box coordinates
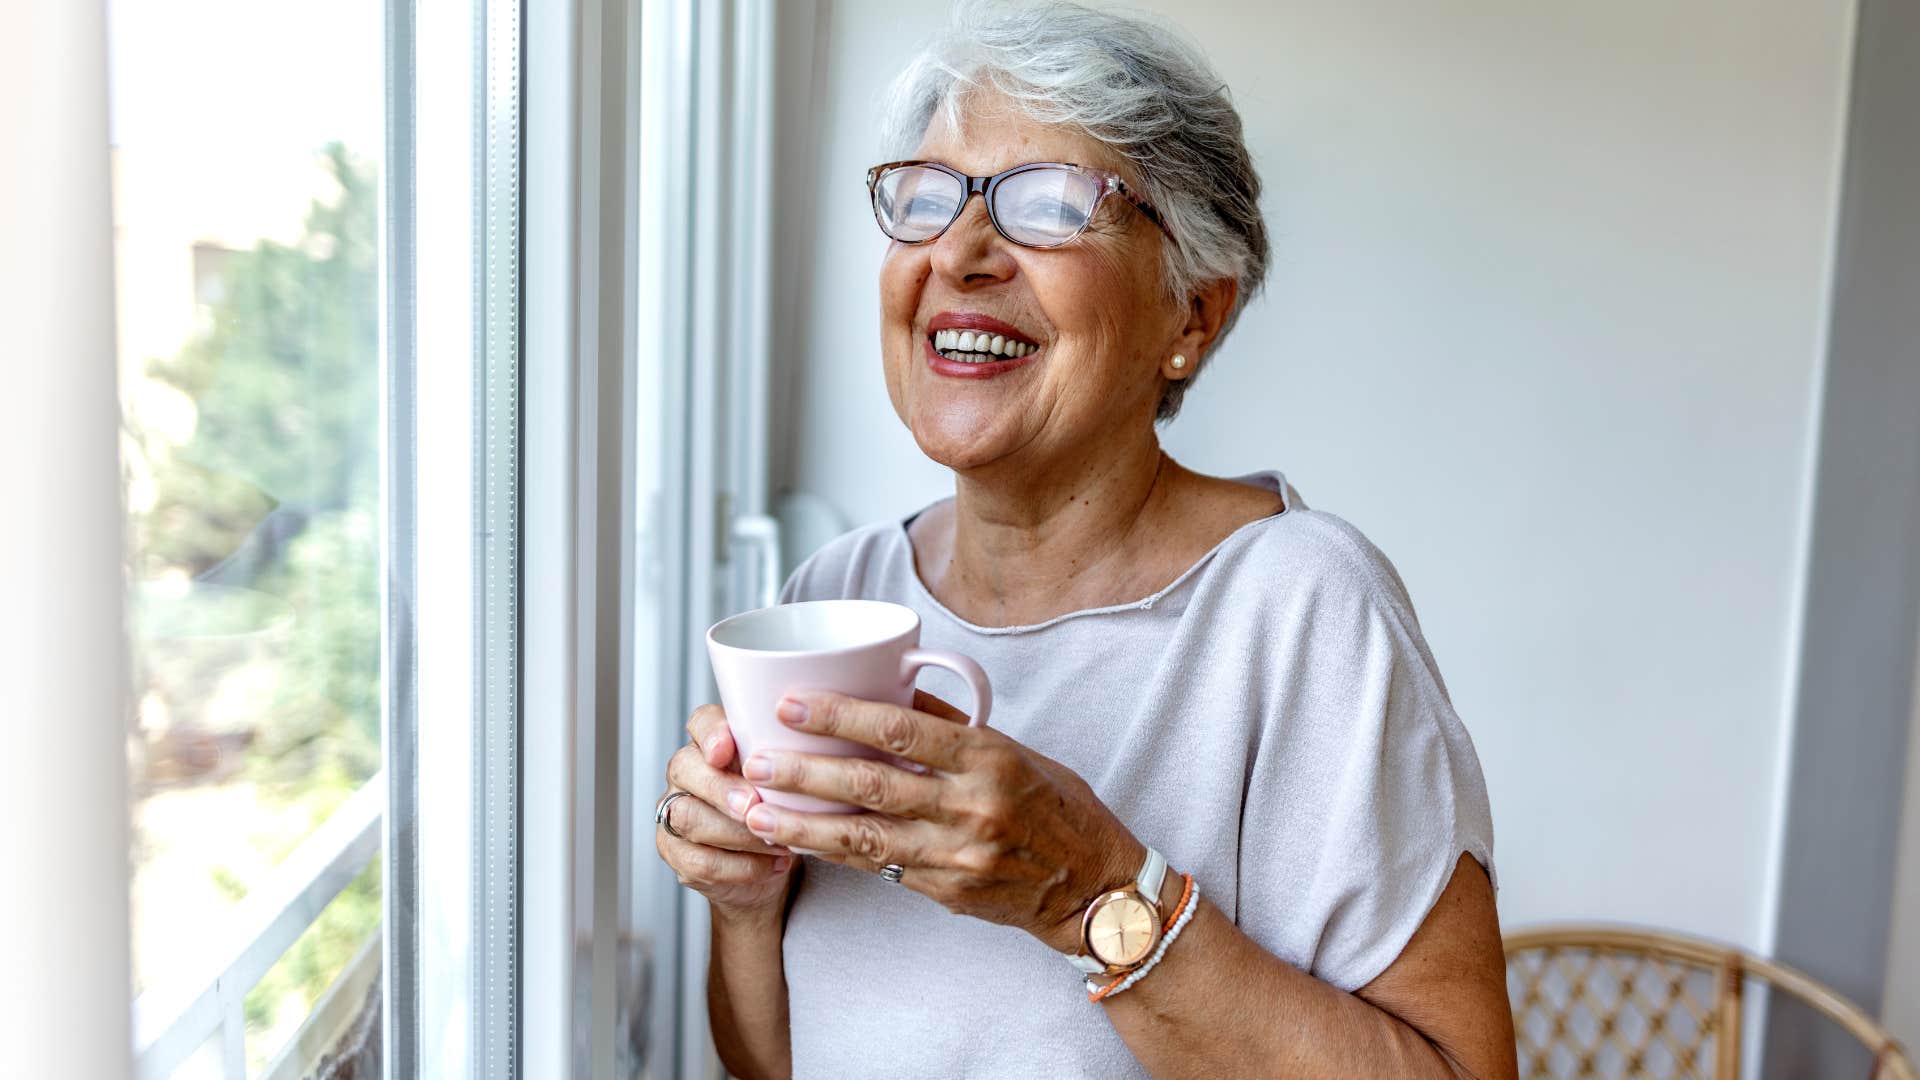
[105,0,786,1074]
[112,0,524,1074]
[111,2,388,1074]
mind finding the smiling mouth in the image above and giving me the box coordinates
[928,327,1041,364]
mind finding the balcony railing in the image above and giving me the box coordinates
[132,773,384,1078]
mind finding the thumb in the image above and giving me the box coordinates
[700,725,737,770]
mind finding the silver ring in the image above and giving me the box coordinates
[655,791,695,840]
[879,863,906,884]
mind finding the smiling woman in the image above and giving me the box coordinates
[653,4,1514,1079]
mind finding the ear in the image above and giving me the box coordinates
[1163,277,1239,379]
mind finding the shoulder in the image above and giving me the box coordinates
[778,517,910,605]
[1218,503,1423,631]
[1198,500,1457,710]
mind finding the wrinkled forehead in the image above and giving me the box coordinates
[913,84,1136,182]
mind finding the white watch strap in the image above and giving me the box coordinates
[1135,846,1167,905]
[1063,846,1166,973]
[1068,952,1106,974]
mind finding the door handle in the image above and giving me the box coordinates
[730,513,783,610]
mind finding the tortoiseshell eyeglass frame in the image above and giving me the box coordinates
[864,160,1176,249]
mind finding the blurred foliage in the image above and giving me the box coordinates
[135,140,380,571]
[236,506,383,780]
[135,138,381,783]
[127,139,383,1046]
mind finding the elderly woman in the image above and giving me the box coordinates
[655,4,1512,1078]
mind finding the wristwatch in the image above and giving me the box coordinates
[1063,846,1167,977]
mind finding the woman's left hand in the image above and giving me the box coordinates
[739,689,1144,953]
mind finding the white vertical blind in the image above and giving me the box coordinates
[0,3,131,1079]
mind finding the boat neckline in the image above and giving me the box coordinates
[893,471,1294,636]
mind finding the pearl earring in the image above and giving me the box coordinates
[1170,354,1187,370]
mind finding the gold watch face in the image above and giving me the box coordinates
[1088,894,1158,967]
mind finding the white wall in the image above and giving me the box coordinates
[769,0,1856,947]
[2,2,131,1077]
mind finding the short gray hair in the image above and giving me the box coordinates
[880,1,1269,422]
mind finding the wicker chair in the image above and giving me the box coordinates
[1504,925,1916,1080]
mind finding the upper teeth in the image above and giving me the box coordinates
[933,328,1037,358]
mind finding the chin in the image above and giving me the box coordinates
[906,409,1012,473]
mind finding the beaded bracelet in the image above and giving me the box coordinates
[1087,872,1198,1004]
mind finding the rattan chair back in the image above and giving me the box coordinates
[1504,925,1916,1080]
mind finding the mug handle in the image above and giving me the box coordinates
[899,647,993,728]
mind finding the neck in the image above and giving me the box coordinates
[940,431,1179,624]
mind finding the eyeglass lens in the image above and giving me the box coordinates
[873,165,1104,248]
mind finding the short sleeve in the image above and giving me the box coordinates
[775,533,843,605]
[774,523,880,606]
[777,542,847,605]
[776,566,803,605]
[1233,540,1495,993]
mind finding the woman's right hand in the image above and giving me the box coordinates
[657,704,798,917]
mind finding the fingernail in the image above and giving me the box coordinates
[745,804,778,834]
[776,698,808,726]
[772,856,791,872]
[699,734,717,760]
[726,789,751,817]
[743,754,773,782]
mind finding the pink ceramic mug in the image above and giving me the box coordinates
[706,599,993,814]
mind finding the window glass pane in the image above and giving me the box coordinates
[246,860,383,1072]
[110,1,388,1073]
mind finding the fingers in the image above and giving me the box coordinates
[658,830,791,886]
[658,705,798,899]
[666,741,757,817]
[742,749,948,821]
[669,708,787,855]
[823,851,970,895]
[775,692,972,773]
[742,801,940,868]
[659,787,790,855]
[686,704,736,769]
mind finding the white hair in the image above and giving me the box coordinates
[880,0,1270,421]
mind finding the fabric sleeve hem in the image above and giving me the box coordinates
[1315,840,1496,995]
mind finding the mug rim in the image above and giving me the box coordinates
[706,598,921,658]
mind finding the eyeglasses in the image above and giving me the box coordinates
[864,160,1174,250]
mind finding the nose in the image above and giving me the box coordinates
[929,192,1018,287]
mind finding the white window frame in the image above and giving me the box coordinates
[413,0,523,1076]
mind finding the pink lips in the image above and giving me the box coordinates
[923,311,1042,380]
[927,311,1037,342]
